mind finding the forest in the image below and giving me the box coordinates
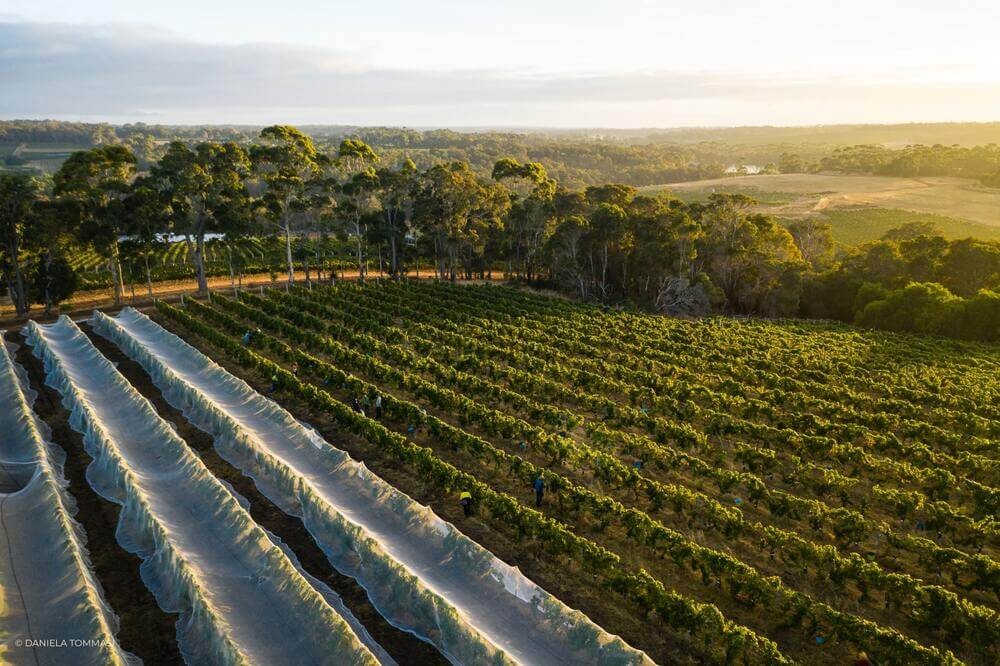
[2,124,998,341]
[812,144,1000,182]
[7,119,1000,188]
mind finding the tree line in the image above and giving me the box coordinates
[801,221,1000,341]
[9,120,1000,190]
[777,143,1000,185]
[537,187,998,341]
[2,125,997,341]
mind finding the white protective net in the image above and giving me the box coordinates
[24,316,389,666]
[93,306,653,666]
[0,338,138,666]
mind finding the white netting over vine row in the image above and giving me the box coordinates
[25,317,389,666]
[0,338,137,666]
[94,307,652,666]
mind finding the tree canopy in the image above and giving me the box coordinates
[4,124,996,342]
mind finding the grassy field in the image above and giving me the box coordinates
[662,185,798,206]
[643,173,1000,245]
[0,141,90,173]
[817,208,1000,245]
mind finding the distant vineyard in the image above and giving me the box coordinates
[71,236,279,271]
[71,236,355,289]
[154,281,999,665]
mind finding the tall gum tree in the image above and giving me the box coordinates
[153,141,251,294]
[373,158,418,279]
[335,139,380,281]
[26,198,81,315]
[0,173,40,316]
[123,174,171,297]
[695,193,806,316]
[491,158,556,280]
[414,162,509,280]
[251,126,327,284]
[53,145,136,306]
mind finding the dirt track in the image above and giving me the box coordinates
[0,270,469,328]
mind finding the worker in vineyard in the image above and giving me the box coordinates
[374,393,383,419]
[269,373,278,393]
[460,490,473,517]
[242,329,252,345]
[533,475,545,507]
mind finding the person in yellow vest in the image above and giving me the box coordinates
[459,490,473,517]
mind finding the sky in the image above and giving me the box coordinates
[2,1,1000,128]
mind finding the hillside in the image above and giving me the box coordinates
[645,173,1000,245]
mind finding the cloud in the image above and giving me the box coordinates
[2,19,999,127]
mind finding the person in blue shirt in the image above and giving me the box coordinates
[533,475,545,507]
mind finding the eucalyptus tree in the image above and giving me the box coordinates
[123,174,171,297]
[624,195,701,305]
[787,218,835,270]
[337,138,379,173]
[545,215,590,298]
[334,139,380,280]
[586,202,630,300]
[337,168,379,280]
[413,162,509,280]
[303,232,342,283]
[373,158,418,278]
[0,173,40,316]
[25,198,81,315]
[695,193,805,316]
[491,158,556,280]
[937,238,1000,297]
[578,184,639,299]
[53,145,136,305]
[472,181,513,279]
[153,141,252,293]
[584,183,638,208]
[251,125,328,283]
[291,235,315,283]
